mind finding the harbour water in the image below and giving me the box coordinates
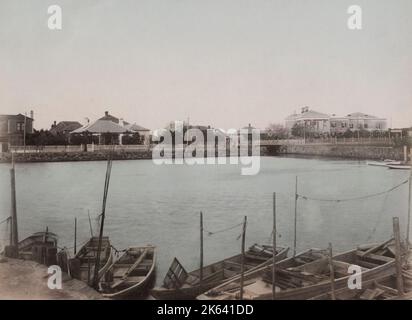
[0,156,410,284]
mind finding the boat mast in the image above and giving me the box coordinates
[272,192,277,300]
[239,215,247,300]
[293,176,298,257]
[92,155,113,289]
[199,211,204,286]
[407,167,412,249]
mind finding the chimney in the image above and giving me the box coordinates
[30,110,34,120]
[105,111,109,116]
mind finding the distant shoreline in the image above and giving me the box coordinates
[0,144,407,164]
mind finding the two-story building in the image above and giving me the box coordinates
[285,107,330,136]
[0,113,34,151]
[285,108,387,136]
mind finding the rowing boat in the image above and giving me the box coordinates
[18,231,58,265]
[366,161,401,167]
[310,275,399,300]
[99,245,156,298]
[386,164,411,170]
[70,236,113,284]
[197,248,327,300]
[197,241,396,300]
[150,244,289,300]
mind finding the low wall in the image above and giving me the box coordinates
[0,150,153,163]
[279,144,408,161]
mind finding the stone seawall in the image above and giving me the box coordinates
[278,144,407,161]
[0,150,153,163]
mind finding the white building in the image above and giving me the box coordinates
[285,108,387,136]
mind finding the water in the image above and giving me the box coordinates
[0,157,410,284]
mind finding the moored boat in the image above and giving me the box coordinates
[150,245,289,300]
[99,245,156,298]
[197,241,396,300]
[18,230,58,265]
[367,160,402,167]
[310,275,399,300]
[386,164,411,170]
[70,236,113,284]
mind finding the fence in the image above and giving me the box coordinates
[260,137,397,146]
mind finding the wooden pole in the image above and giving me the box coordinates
[92,157,113,289]
[393,217,404,296]
[293,176,298,257]
[239,216,247,300]
[328,242,336,300]
[199,211,204,286]
[272,192,277,300]
[74,217,77,255]
[10,156,18,249]
[23,112,26,154]
[88,211,93,237]
[406,169,411,249]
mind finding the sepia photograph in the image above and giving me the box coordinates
[0,0,412,312]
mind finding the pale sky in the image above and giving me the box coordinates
[1,0,411,130]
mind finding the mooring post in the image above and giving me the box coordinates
[407,168,412,249]
[10,155,18,250]
[239,216,247,300]
[199,211,204,286]
[293,176,298,257]
[328,242,336,300]
[393,217,405,296]
[74,217,77,255]
[272,192,277,300]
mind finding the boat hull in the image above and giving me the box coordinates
[102,246,157,299]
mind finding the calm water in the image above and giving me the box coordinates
[0,157,410,284]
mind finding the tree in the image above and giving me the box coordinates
[266,123,288,139]
[291,123,304,138]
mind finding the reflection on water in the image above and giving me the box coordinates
[0,157,409,284]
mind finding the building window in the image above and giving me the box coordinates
[364,123,368,129]
[349,123,353,129]
[16,123,24,132]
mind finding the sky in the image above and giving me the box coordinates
[0,0,411,130]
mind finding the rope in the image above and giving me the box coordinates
[297,179,408,203]
[0,217,11,225]
[366,188,390,242]
[203,222,243,236]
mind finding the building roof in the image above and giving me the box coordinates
[346,112,381,120]
[286,109,329,121]
[71,119,129,134]
[99,111,119,124]
[124,123,150,132]
[50,121,82,134]
[0,114,33,121]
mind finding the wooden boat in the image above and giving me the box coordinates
[198,241,396,300]
[18,231,58,265]
[71,236,113,284]
[387,164,411,170]
[150,244,289,300]
[310,275,399,300]
[367,160,401,167]
[99,245,156,298]
[197,248,328,300]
